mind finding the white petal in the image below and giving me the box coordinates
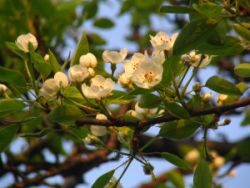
[54,72,69,87]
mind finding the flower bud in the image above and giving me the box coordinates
[88,68,95,77]
[83,134,101,145]
[217,94,228,106]
[79,53,98,68]
[184,149,200,164]
[143,163,154,175]
[118,73,131,86]
[54,72,69,87]
[68,65,89,82]
[44,54,50,62]
[223,118,231,125]
[90,114,108,137]
[228,170,236,178]
[0,84,8,94]
[15,33,38,53]
[193,82,202,93]
[202,92,212,102]
[213,156,225,168]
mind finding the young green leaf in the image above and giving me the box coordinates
[168,170,185,188]
[159,120,199,140]
[49,105,83,123]
[71,32,89,66]
[49,49,61,73]
[91,170,115,188]
[0,99,25,118]
[234,63,250,78]
[173,19,218,55]
[165,102,189,119]
[139,93,161,108]
[5,42,26,59]
[193,160,212,188]
[205,76,242,95]
[0,125,18,153]
[94,17,115,29]
[162,152,191,170]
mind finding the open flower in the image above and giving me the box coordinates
[81,75,115,99]
[80,53,98,68]
[102,48,128,64]
[40,72,68,98]
[132,61,163,89]
[15,33,38,53]
[118,72,132,86]
[90,113,108,137]
[68,65,89,82]
[152,50,165,64]
[150,32,178,51]
[181,51,212,68]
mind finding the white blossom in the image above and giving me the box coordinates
[15,33,38,53]
[102,48,128,64]
[44,54,50,62]
[152,50,165,64]
[202,92,212,102]
[150,32,178,51]
[90,113,108,137]
[40,78,59,97]
[81,75,115,99]
[0,84,8,94]
[80,52,98,68]
[68,65,89,82]
[54,72,69,87]
[118,72,131,86]
[88,68,95,77]
[182,51,212,68]
[132,61,163,89]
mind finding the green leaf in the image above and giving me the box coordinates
[0,99,25,118]
[165,102,189,119]
[30,51,51,79]
[205,76,242,95]
[193,160,212,188]
[173,19,218,55]
[91,170,115,188]
[107,90,136,104]
[162,152,191,170]
[88,33,107,46]
[159,119,199,140]
[159,6,193,14]
[0,125,18,153]
[0,66,27,92]
[49,105,83,123]
[139,93,161,108]
[49,50,61,73]
[233,23,250,41]
[234,63,250,78]
[168,170,185,188]
[71,32,89,66]
[56,0,83,11]
[5,42,26,59]
[94,17,115,29]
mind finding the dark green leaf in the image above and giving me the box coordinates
[91,170,115,188]
[168,170,185,188]
[49,50,61,73]
[5,42,26,59]
[0,125,18,153]
[162,152,191,170]
[0,99,25,118]
[139,93,161,108]
[173,19,218,55]
[234,63,250,78]
[71,32,89,66]
[193,160,212,188]
[94,17,115,29]
[160,6,193,14]
[159,119,199,140]
[49,105,83,123]
[56,0,83,11]
[0,66,27,92]
[205,76,242,95]
[88,33,107,46]
[107,90,136,104]
[233,23,250,41]
[165,102,189,119]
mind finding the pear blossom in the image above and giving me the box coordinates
[213,156,225,168]
[68,65,89,82]
[135,102,157,119]
[40,72,68,97]
[54,72,69,87]
[90,113,108,137]
[150,32,178,51]
[217,94,228,106]
[44,54,50,62]
[15,33,38,53]
[81,75,115,99]
[118,72,132,86]
[132,61,163,89]
[152,50,165,64]
[102,48,128,64]
[202,92,212,102]
[80,52,98,68]
[88,68,95,77]
[181,51,212,68]
[0,84,8,94]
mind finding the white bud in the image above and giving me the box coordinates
[44,54,50,62]
[0,84,8,94]
[228,170,236,178]
[90,113,108,137]
[202,92,212,102]
[54,72,69,87]
[184,149,200,164]
[126,110,137,117]
[15,33,38,53]
[88,68,95,77]
[213,156,225,168]
[217,94,228,106]
[118,73,131,86]
[79,53,98,68]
